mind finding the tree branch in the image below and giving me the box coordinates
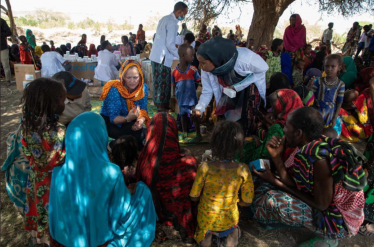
[1,5,8,15]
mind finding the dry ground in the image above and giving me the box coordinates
[0,83,372,247]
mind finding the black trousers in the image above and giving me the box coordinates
[101,114,146,149]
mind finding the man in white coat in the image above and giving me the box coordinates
[149,1,188,111]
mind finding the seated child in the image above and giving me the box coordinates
[190,121,254,247]
[111,135,138,192]
[292,59,305,87]
[40,45,69,77]
[312,54,345,127]
[52,71,92,126]
[323,127,338,139]
[342,89,359,110]
[172,44,202,141]
[303,44,314,72]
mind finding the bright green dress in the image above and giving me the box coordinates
[265,51,282,83]
[238,123,284,164]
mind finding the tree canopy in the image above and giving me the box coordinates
[185,0,373,48]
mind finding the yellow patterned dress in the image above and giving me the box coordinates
[190,162,254,243]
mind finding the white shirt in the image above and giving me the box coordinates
[40,52,65,77]
[322,28,333,43]
[94,49,118,82]
[195,47,269,117]
[59,88,92,125]
[359,32,367,43]
[149,13,179,67]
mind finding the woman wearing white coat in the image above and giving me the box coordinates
[192,37,269,137]
[94,41,118,82]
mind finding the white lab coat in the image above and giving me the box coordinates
[195,47,269,120]
[94,49,118,82]
[41,52,66,78]
[149,13,179,67]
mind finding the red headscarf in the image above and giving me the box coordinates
[283,14,307,52]
[354,67,374,92]
[270,89,304,126]
[88,44,98,57]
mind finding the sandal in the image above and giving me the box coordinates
[359,223,374,237]
[298,236,338,247]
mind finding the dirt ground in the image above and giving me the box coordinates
[0,82,372,247]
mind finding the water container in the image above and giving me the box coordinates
[201,150,213,162]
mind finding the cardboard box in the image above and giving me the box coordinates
[14,64,41,92]
[71,62,97,81]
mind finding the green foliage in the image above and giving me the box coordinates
[67,22,75,29]
[121,21,134,30]
[15,9,69,29]
[14,10,134,32]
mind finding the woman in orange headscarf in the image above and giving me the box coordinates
[100,60,149,148]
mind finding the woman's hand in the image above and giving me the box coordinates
[252,135,261,147]
[132,117,144,131]
[127,106,140,122]
[266,136,285,159]
[307,76,316,89]
[251,162,276,185]
[191,109,202,120]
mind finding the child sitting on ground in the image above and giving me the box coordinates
[312,54,345,127]
[172,44,202,142]
[303,44,314,72]
[342,89,359,110]
[190,121,254,247]
[111,135,138,193]
[292,59,305,87]
[322,127,338,139]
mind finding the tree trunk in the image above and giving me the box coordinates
[247,0,295,50]
[5,0,18,43]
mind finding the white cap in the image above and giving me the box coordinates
[205,150,212,155]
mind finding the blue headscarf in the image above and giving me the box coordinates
[49,112,156,247]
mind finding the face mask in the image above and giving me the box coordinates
[178,15,185,21]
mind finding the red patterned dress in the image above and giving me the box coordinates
[21,123,66,245]
[136,112,197,240]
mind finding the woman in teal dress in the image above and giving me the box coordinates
[238,89,303,163]
[49,112,157,247]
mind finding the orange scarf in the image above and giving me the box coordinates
[100,60,150,125]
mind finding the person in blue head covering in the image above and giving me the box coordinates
[49,112,157,247]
